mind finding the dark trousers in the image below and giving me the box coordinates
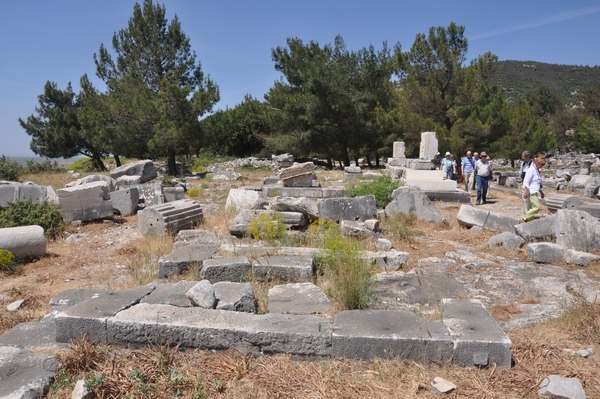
[476,175,489,203]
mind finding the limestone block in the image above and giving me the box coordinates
[564,248,600,266]
[332,309,453,363]
[140,280,197,307]
[555,209,600,251]
[0,225,46,258]
[109,187,139,216]
[116,175,142,187]
[66,174,117,192]
[538,375,586,399]
[457,204,518,233]
[129,182,164,207]
[107,303,332,358]
[0,347,58,399]
[268,283,331,314]
[393,141,405,158]
[269,196,319,222]
[282,174,314,187]
[545,194,583,213]
[340,220,376,238]
[568,174,593,192]
[262,186,346,199]
[578,203,600,219]
[279,162,315,180]
[57,181,114,222]
[109,159,157,183]
[213,282,256,313]
[164,186,185,202]
[514,214,556,242]
[318,195,377,222]
[54,285,154,343]
[158,243,218,278]
[252,255,313,282]
[376,238,393,251]
[200,256,252,283]
[583,183,600,198]
[442,298,512,369]
[138,199,203,237]
[419,131,438,160]
[527,242,564,263]
[386,186,445,223]
[487,232,525,249]
[186,280,216,309]
[211,168,241,181]
[225,188,261,211]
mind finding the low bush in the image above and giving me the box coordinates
[246,212,287,241]
[25,158,64,174]
[0,199,65,240]
[67,157,96,172]
[0,155,24,181]
[313,218,374,309]
[346,174,401,208]
[0,249,17,272]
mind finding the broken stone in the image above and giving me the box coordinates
[186,280,216,309]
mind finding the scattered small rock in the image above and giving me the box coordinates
[6,299,25,311]
[431,376,457,395]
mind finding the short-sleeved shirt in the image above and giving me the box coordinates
[475,159,492,177]
[461,156,475,173]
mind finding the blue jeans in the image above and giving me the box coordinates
[476,175,489,203]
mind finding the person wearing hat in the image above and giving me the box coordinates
[474,151,492,205]
[521,155,546,223]
[441,151,454,180]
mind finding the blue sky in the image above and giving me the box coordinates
[2,0,600,157]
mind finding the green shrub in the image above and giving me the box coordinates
[313,219,374,309]
[0,249,17,272]
[0,155,24,181]
[246,212,287,241]
[67,157,96,172]
[25,158,65,174]
[0,199,65,240]
[346,174,401,208]
[382,213,421,242]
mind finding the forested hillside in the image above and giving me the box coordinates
[489,60,600,104]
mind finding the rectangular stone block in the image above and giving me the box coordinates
[0,184,18,207]
[107,303,332,358]
[109,187,139,216]
[262,187,346,199]
[200,256,252,283]
[129,182,164,207]
[252,255,313,282]
[406,180,457,191]
[158,244,219,278]
[442,298,512,369]
[404,169,443,181]
[332,310,453,363]
[57,181,114,222]
[54,286,154,343]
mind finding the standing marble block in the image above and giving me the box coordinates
[419,131,438,161]
[393,141,406,158]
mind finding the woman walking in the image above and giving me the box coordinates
[521,155,546,223]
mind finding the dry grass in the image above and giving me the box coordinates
[0,289,48,335]
[125,235,174,285]
[20,171,107,192]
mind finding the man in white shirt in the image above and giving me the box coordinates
[474,152,492,205]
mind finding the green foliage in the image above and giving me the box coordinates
[0,199,65,240]
[0,156,24,181]
[25,158,65,174]
[312,219,374,310]
[185,187,203,198]
[574,116,600,153]
[0,249,17,272]
[346,174,401,208]
[246,212,287,241]
[67,157,97,172]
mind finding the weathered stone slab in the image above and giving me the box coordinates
[213,282,256,313]
[283,175,314,187]
[568,174,593,192]
[0,320,67,350]
[386,186,446,223]
[419,131,438,161]
[66,174,117,191]
[268,283,331,314]
[0,225,46,258]
[332,309,453,363]
[158,243,218,278]
[538,375,586,399]
[0,346,58,399]
[279,162,315,180]
[164,186,185,202]
[340,220,376,238]
[140,281,197,307]
[527,242,564,263]
[564,248,600,266]
[555,209,600,251]
[425,190,470,203]
[578,203,600,219]
[186,280,216,309]
[487,232,525,249]
[49,288,106,306]
[514,214,556,242]
[457,205,519,233]
[0,181,57,208]
[138,199,203,237]
[200,256,252,283]
[225,188,261,211]
[393,141,406,158]
[109,187,139,216]
[442,298,512,369]
[317,195,377,222]
[116,175,142,186]
[252,255,313,282]
[269,196,319,222]
[109,159,157,183]
[211,168,241,181]
[54,285,154,343]
[129,182,164,207]
[262,186,346,199]
[107,303,332,358]
[57,181,114,222]
[545,194,583,213]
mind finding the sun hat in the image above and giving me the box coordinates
[445,151,451,156]
[480,152,487,157]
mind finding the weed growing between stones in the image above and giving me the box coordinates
[560,286,600,344]
[0,199,65,240]
[346,174,401,208]
[246,212,287,242]
[313,219,374,310]
[380,212,421,243]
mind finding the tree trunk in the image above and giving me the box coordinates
[341,147,351,167]
[91,153,106,172]
[167,150,178,176]
[114,155,122,167]
[327,158,333,168]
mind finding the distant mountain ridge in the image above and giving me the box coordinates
[489,60,600,104]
